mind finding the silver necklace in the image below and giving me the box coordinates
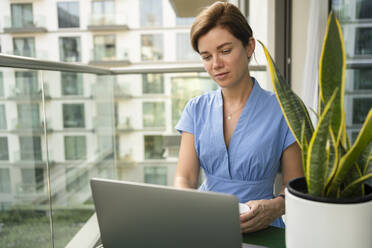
[226,104,244,120]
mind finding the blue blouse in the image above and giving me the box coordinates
[175,78,296,228]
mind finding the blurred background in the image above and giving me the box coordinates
[0,0,370,247]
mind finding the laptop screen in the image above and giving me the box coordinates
[90,178,242,248]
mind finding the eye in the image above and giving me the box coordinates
[201,55,211,61]
[221,48,231,54]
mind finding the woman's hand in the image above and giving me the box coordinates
[240,197,284,233]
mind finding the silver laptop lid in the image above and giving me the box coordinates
[90,178,242,248]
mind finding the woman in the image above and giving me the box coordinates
[174,2,303,233]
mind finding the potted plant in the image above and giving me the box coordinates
[259,12,372,248]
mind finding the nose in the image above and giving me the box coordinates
[212,54,223,70]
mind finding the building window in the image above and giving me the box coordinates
[92,0,115,25]
[141,34,163,61]
[17,104,40,129]
[63,104,85,128]
[144,167,167,185]
[59,37,81,62]
[94,35,116,61]
[15,71,39,96]
[142,74,164,94]
[356,0,372,19]
[176,33,198,61]
[66,167,88,192]
[143,102,165,128]
[144,135,164,159]
[61,72,83,95]
[0,105,7,130]
[11,3,33,28]
[140,0,162,27]
[64,136,87,160]
[0,72,4,97]
[163,135,181,158]
[354,69,372,90]
[21,168,44,193]
[352,98,372,124]
[19,136,42,161]
[0,168,11,193]
[13,37,35,57]
[57,1,80,28]
[0,137,9,161]
[355,28,372,55]
[171,77,217,127]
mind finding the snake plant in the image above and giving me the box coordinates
[259,12,372,198]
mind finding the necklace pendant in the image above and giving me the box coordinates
[227,115,232,120]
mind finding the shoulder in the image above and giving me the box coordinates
[256,85,281,111]
[186,90,219,110]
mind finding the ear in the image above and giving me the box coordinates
[245,37,255,58]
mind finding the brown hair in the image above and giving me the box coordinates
[190,2,253,53]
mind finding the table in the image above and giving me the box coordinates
[96,226,285,248]
[243,226,285,248]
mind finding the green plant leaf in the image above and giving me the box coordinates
[259,40,314,149]
[300,121,309,176]
[342,173,372,198]
[324,128,338,193]
[327,109,372,196]
[307,89,338,196]
[361,141,372,175]
[341,162,364,198]
[319,12,346,144]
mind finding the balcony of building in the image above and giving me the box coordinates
[10,118,52,134]
[89,48,130,67]
[7,83,51,101]
[87,14,129,31]
[3,15,47,34]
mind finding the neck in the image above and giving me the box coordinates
[221,76,254,108]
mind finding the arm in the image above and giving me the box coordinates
[240,142,303,233]
[174,131,200,189]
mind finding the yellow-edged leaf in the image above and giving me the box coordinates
[307,89,338,196]
[327,109,372,196]
[319,12,346,144]
[259,40,314,149]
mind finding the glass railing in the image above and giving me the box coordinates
[88,14,128,27]
[90,48,130,63]
[0,53,269,248]
[3,15,47,30]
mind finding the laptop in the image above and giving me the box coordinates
[90,178,265,248]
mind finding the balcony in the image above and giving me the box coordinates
[8,84,51,101]
[88,14,129,31]
[3,15,47,33]
[114,83,132,99]
[5,49,48,59]
[13,150,54,164]
[89,48,130,67]
[11,118,52,133]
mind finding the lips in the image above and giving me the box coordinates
[214,72,229,80]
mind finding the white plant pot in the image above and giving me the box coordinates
[285,177,372,248]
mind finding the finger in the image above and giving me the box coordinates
[240,210,255,222]
[241,219,262,233]
[240,215,260,230]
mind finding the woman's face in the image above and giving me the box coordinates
[198,26,255,89]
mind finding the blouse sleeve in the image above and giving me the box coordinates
[175,99,195,135]
[282,121,296,151]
